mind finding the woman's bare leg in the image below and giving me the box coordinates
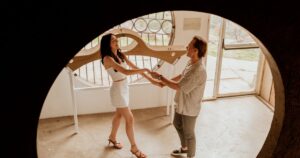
[117,107,146,157]
[117,107,136,146]
[109,111,122,141]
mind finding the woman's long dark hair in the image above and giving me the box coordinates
[100,33,125,72]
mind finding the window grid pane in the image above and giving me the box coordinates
[76,11,174,86]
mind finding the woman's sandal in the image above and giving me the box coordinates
[130,146,147,158]
[108,139,123,149]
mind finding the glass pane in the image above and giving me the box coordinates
[163,34,170,46]
[156,12,164,19]
[164,11,172,20]
[225,20,256,45]
[149,33,156,45]
[127,37,133,45]
[120,20,133,30]
[135,55,144,68]
[91,37,98,47]
[219,48,260,94]
[141,33,149,44]
[131,26,138,32]
[162,20,172,34]
[134,18,147,32]
[144,19,151,33]
[205,15,223,98]
[93,60,101,85]
[133,55,139,81]
[157,20,165,34]
[118,37,127,47]
[150,57,157,68]
[126,56,133,83]
[75,11,175,86]
[87,62,94,83]
[84,42,92,49]
[79,66,87,80]
[149,13,156,18]
[155,34,163,46]
[148,19,161,33]
[143,56,151,69]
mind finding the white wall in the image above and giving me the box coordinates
[40,11,210,119]
[172,11,209,74]
[75,83,166,115]
[40,68,74,119]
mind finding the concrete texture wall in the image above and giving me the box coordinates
[3,0,299,157]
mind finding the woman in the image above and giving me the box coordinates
[100,33,162,158]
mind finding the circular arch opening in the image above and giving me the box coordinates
[37,10,285,158]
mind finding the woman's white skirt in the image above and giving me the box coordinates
[110,79,129,108]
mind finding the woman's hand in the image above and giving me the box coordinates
[143,68,151,74]
[150,71,161,79]
[151,80,165,88]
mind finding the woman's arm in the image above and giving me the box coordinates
[103,56,149,75]
[122,53,139,69]
[122,53,164,87]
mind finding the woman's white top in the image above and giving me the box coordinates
[106,61,127,82]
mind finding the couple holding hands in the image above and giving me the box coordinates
[100,33,207,158]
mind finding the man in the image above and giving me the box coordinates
[151,36,207,158]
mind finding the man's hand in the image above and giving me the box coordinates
[158,82,166,87]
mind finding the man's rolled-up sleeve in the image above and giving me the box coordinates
[178,70,199,94]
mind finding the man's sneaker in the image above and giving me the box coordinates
[171,148,188,156]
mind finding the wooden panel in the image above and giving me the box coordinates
[260,61,273,100]
[67,28,187,71]
[269,82,275,107]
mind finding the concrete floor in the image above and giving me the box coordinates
[37,95,274,158]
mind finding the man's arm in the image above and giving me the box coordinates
[171,74,182,81]
[151,71,180,90]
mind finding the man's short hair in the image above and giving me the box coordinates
[193,36,207,58]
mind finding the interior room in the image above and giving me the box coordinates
[37,11,277,158]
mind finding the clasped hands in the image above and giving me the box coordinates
[143,69,165,88]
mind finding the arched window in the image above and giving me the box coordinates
[74,11,175,87]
